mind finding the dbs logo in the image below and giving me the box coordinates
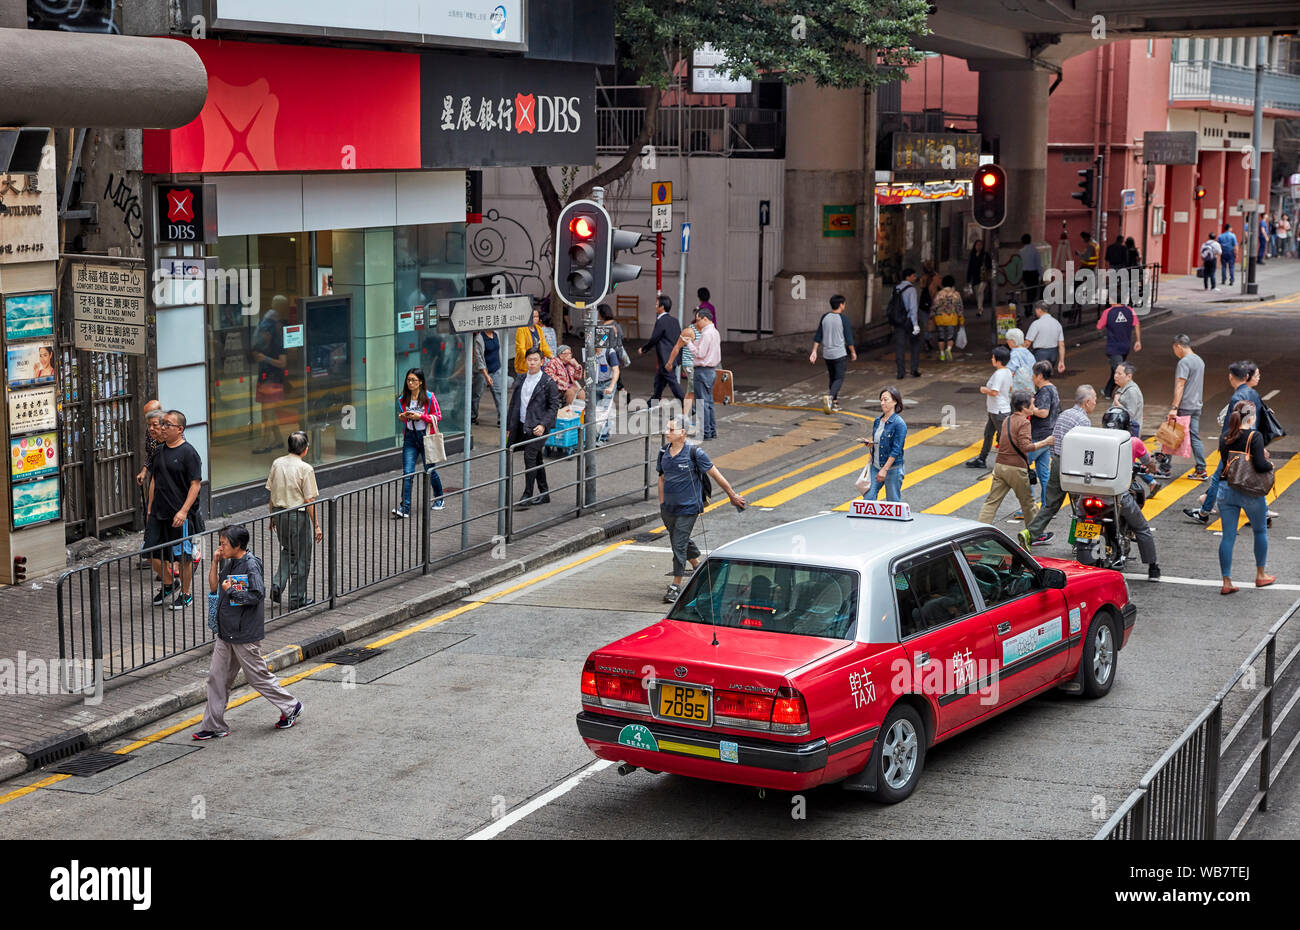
[514,93,536,134]
[166,189,195,223]
[201,76,280,171]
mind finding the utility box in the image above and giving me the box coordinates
[1060,427,1133,497]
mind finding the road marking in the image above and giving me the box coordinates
[1264,390,1280,401]
[1207,452,1300,532]
[1191,328,1232,347]
[1141,452,1221,521]
[751,426,945,508]
[925,473,994,516]
[1122,573,1300,592]
[464,759,615,840]
[833,440,984,511]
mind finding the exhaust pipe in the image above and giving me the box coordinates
[617,763,638,777]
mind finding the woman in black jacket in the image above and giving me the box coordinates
[967,240,992,317]
[1217,401,1275,594]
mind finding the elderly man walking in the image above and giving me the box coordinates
[266,430,322,610]
[1022,384,1098,547]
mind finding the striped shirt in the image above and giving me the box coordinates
[1052,405,1092,457]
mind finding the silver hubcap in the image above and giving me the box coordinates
[1092,624,1114,685]
[881,718,919,790]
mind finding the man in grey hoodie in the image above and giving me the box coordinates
[193,524,302,739]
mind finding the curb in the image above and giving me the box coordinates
[7,505,662,781]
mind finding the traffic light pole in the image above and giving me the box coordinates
[987,228,998,347]
[582,187,605,506]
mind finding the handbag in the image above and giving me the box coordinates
[955,326,968,350]
[207,593,219,635]
[619,345,632,368]
[1223,431,1275,497]
[1260,401,1285,446]
[423,429,447,464]
[1155,416,1189,457]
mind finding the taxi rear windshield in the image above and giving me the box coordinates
[667,559,858,640]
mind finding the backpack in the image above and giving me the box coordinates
[886,284,912,328]
[1200,241,1216,261]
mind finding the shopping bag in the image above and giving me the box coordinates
[1155,417,1185,455]
[423,430,448,464]
[955,326,968,350]
[207,594,219,635]
[854,463,872,495]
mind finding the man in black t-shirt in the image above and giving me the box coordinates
[148,410,204,610]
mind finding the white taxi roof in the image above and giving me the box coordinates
[711,509,990,573]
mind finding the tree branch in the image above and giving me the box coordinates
[573,86,661,203]
[531,166,563,234]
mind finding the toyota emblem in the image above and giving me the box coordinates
[674,666,688,679]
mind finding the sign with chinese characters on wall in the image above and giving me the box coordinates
[7,385,57,433]
[891,133,982,182]
[874,180,973,206]
[0,138,58,265]
[70,261,148,355]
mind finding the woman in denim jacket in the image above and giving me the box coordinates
[860,387,907,501]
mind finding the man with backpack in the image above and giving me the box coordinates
[658,419,746,603]
[1200,234,1221,290]
[889,268,921,379]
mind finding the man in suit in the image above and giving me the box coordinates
[508,347,561,507]
[639,295,684,404]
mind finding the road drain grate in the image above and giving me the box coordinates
[51,752,131,777]
[322,647,386,665]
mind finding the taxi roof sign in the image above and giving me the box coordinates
[848,500,913,521]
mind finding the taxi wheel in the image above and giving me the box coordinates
[1081,613,1118,699]
[873,704,926,804]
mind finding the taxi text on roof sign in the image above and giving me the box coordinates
[848,500,913,520]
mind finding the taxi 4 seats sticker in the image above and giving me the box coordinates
[617,724,659,752]
[1001,618,1063,666]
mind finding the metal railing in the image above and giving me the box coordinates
[1170,61,1300,111]
[1096,596,1300,839]
[596,102,783,156]
[997,264,1162,328]
[57,424,659,681]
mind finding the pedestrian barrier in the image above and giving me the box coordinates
[56,428,657,681]
[1095,595,1300,839]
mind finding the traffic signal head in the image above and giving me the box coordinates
[1194,185,1207,200]
[1073,168,1095,209]
[554,200,644,308]
[972,164,1006,229]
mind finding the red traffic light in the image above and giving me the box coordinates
[1194,185,1206,200]
[569,216,596,239]
[979,171,998,188]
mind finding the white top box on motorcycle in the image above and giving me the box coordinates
[1059,427,1133,497]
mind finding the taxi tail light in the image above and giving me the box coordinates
[771,686,810,735]
[595,671,649,707]
[714,690,772,722]
[581,659,598,698]
[1083,497,1107,518]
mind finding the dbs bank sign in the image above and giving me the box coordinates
[156,184,214,244]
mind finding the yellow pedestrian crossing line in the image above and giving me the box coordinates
[833,440,984,511]
[1207,452,1300,532]
[751,426,946,509]
[1142,452,1221,521]
[925,474,995,515]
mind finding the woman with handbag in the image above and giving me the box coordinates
[977,391,1051,526]
[393,368,445,518]
[1217,401,1275,594]
[856,387,907,502]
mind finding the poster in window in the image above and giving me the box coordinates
[10,432,58,480]
[6,342,56,387]
[11,474,60,529]
[3,292,55,340]
[6,385,57,433]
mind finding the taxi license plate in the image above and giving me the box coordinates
[1072,519,1101,541]
[658,684,711,724]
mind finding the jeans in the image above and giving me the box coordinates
[594,385,614,441]
[694,367,717,438]
[1027,446,1051,506]
[1202,258,1216,288]
[471,367,501,421]
[1199,458,1226,515]
[271,509,313,608]
[661,508,701,577]
[824,356,848,400]
[1032,347,1058,367]
[1103,352,1127,398]
[862,464,905,502]
[1217,485,1269,577]
[1221,254,1236,284]
[977,412,1007,462]
[894,326,920,377]
[400,430,444,513]
[1180,409,1206,470]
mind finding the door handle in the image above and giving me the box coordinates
[997,621,1011,635]
[915,651,930,666]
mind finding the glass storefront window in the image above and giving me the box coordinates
[209,223,466,492]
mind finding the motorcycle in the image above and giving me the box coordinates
[1071,465,1150,570]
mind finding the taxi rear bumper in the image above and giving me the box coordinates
[577,711,833,790]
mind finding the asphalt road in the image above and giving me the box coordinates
[4,289,1300,839]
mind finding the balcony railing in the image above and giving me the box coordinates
[1170,60,1300,112]
[596,98,784,157]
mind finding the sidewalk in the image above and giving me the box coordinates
[1156,254,1300,306]
[0,371,847,779]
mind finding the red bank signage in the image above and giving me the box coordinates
[144,38,595,173]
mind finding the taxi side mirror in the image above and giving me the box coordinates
[1040,568,1068,590]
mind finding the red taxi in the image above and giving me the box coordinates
[577,500,1136,801]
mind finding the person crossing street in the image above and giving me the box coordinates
[1022,384,1098,547]
[809,294,857,412]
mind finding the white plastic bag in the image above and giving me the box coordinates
[854,464,872,495]
[955,326,968,350]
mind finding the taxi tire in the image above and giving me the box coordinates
[1081,613,1118,699]
[871,704,926,804]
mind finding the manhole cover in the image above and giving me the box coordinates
[323,647,386,665]
[51,752,131,777]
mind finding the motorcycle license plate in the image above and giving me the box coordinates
[1072,520,1101,541]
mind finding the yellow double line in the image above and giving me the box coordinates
[0,540,633,808]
